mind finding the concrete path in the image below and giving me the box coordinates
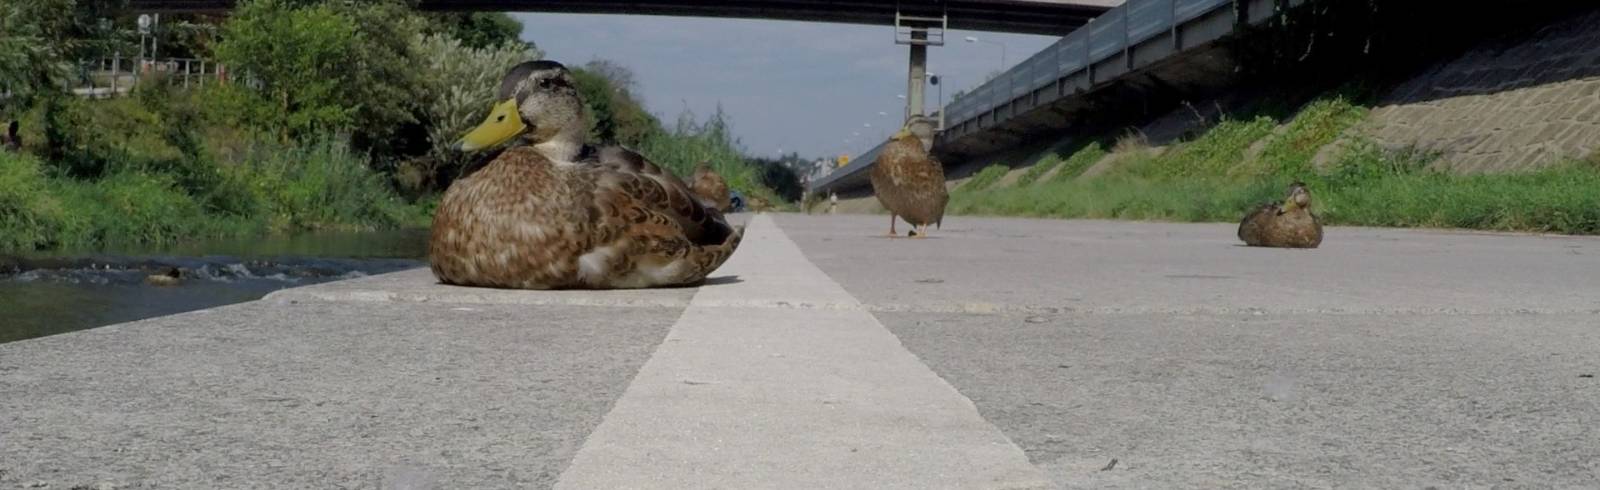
[3,213,1599,489]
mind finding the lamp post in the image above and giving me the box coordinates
[964,36,1007,74]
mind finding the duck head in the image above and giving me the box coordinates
[893,115,937,151]
[1282,182,1312,211]
[456,60,587,160]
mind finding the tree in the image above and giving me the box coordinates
[214,0,358,141]
[426,12,529,50]
[571,61,659,147]
[583,58,637,94]
[0,0,72,118]
[329,0,428,160]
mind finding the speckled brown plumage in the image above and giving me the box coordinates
[428,60,741,289]
[430,147,742,289]
[690,163,732,212]
[1238,182,1323,248]
[871,117,948,237]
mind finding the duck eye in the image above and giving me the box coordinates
[538,78,553,89]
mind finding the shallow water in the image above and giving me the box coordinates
[0,229,428,344]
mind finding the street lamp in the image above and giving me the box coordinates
[964,36,1007,73]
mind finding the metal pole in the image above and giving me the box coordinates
[111,53,120,96]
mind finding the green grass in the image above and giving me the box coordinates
[632,111,787,207]
[1045,142,1108,183]
[1013,153,1062,187]
[958,164,1010,192]
[0,138,422,253]
[946,93,1600,235]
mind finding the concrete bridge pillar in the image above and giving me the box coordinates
[907,30,928,119]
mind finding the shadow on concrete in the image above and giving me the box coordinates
[701,275,744,286]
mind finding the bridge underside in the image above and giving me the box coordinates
[126,0,1115,35]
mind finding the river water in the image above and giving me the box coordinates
[0,229,428,344]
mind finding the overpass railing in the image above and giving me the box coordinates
[812,0,1297,193]
[940,0,1235,139]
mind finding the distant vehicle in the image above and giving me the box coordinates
[729,190,746,213]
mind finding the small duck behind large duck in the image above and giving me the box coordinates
[428,60,742,289]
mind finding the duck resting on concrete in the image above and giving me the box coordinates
[428,60,742,289]
[870,115,948,237]
[690,161,732,212]
[1238,181,1323,248]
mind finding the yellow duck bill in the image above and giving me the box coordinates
[456,98,527,152]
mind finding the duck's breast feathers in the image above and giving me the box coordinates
[429,147,594,288]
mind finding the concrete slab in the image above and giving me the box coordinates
[778,214,1600,315]
[554,215,1049,489]
[877,311,1600,488]
[0,300,679,489]
[263,268,697,309]
[779,213,1600,488]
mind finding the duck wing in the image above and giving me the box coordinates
[583,145,735,246]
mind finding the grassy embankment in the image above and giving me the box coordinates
[946,94,1600,234]
[0,90,423,253]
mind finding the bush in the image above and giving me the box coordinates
[232,140,417,231]
[406,33,538,193]
[0,152,73,250]
[633,108,783,205]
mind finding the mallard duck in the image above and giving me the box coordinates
[145,267,181,286]
[1238,182,1323,248]
[870,115,947,237]
[429,60,742,289]
[690,161,732,212]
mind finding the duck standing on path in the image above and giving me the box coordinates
[1238,182,1323,248]
[870,115,947,237]
[690,161,732,212]
[429,60,742,289]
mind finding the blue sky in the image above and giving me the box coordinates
[513,13,1057,159]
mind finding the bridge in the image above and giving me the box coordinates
[811,0,1257,195]
[128,0,1121,164]
[125,0,1121,36]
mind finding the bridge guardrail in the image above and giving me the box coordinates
[937,0,1234,139]
[816,0,1277,192]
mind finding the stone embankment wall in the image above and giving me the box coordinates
[1357,9,1600,171]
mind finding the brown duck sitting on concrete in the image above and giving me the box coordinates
[690,161,732,212]
[1238,182,1323,248]
[870,115,947,237]
[429,60,741,289]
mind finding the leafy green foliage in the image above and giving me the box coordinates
[213,0,358,140]
[406,33,539,192]
[632,108,783,206]
[945,93,1600,235]
[1046,142,1108,183]
[426,12,529,50]
[0,0,72,118]
[572,60,659,147]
